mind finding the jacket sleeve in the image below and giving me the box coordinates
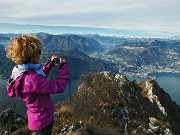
[23,63,69,94]
[42,61,55,76]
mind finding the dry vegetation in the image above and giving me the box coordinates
[53,72,123,135]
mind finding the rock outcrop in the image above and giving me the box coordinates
[52,72,180,135]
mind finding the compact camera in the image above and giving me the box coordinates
[53,58,59,65]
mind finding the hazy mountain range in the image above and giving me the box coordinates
[0,32,180,79]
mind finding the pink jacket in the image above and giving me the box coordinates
[6,61,69,130]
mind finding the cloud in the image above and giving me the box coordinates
[0,0,180,36]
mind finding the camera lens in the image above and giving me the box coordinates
[54,58,59,64]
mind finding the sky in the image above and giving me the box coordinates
[0,0,180,37]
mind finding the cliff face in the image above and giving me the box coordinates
[1,72,180,135]
[139,79,180,134]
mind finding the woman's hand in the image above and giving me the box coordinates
[60,58,66,63]
[51,55,58,62]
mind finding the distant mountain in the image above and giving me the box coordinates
[169,36,180,40]
[106,40,180,72]
[109,45,168,67]
[0,35,10,46]
[36,33,104,53]
[149,40,171,46]
[0,33,22,46]
[171,42,180,54]
[0,33,104,53]
[83,34,180,46]
[83,34,131,45]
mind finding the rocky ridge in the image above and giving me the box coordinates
[51,72,180,135]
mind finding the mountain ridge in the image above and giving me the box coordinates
[36,33,104,53]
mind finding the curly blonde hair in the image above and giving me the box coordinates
[6,35,42,64]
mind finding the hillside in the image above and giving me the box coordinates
[36,33,104,53]
[3,71,180,135]
[0,48,117,80]
[88,39,180,77]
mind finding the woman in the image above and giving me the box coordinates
[6,35,69,135]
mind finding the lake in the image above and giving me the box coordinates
[0,78,79,114]
[127,73,180,105]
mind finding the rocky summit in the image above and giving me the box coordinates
[51,72,180,135]
[1,71,180,135]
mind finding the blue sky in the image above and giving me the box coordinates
[0,0,180,37]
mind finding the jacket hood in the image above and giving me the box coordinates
[7,65,27,98]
